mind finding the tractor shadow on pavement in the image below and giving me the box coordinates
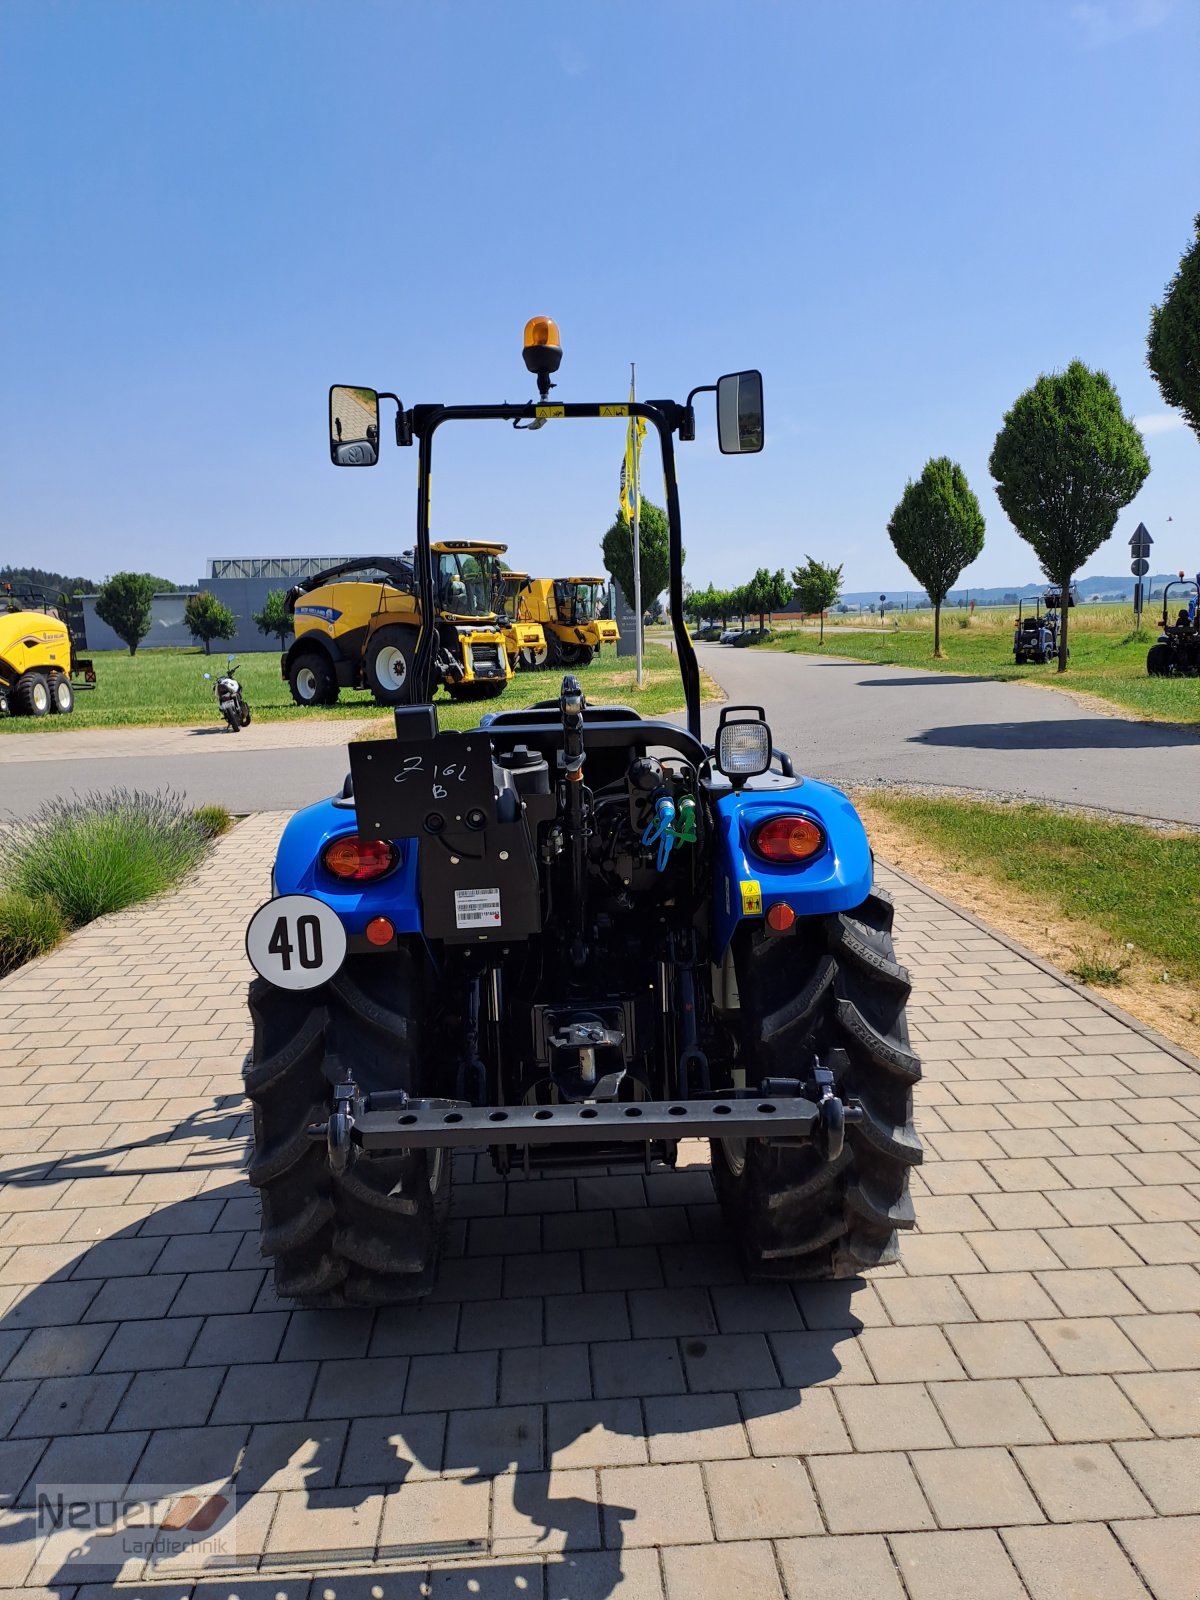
[912,716,1199,750]
[0,1099,857,1600]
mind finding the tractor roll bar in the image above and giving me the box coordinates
[407,401,702,739]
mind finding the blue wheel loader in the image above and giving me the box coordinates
[243,320,922,1303]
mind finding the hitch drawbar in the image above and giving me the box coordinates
[314,1082,862,1163]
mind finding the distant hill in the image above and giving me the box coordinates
[838,572,1187,608]
[1,565,189,598]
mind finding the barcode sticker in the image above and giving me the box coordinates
[455,887,502,928]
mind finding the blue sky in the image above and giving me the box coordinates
[3,0,1197,594]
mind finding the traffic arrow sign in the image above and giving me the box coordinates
[1131,557,1150,576]
[1130,522,1153,557]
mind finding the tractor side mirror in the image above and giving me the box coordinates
[716,370,764,455]
[329,386,381,466]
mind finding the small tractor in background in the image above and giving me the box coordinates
[243,320,921,1306]
[0,584,96,717]
[281,544,515,708]
[1147,574,1199,677]
[1012,594,1058,664]
[513,575,620,669]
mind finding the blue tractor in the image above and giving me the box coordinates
[243,321,922,1303]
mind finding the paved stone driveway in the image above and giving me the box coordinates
[0,719,378,766]
[0,818,1197,1599]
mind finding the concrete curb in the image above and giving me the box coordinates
[881,857,1200,1075]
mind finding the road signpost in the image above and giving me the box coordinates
[1130,523,1153,626]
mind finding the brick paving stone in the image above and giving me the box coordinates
[500,1343,592,1405]
[1115,1369,1199,1436]
[662,1540,783,1600]
[835,1383,953,1450]
[776,1534,908,1600]
[1112,1515,1200,1600]
[1013,1442,1153,1521]
[809,1451,936,1533]
[953,1271,1059,1321]
[1030,1316,1150,1374]
[1001,1523,1152,1600]
[491,1466,601,1555]
[1113,1437,1200,1513]
[592,1337,685,1398]
[338,1411,446,1486]
[911,1445,1045,1528]
[643,1392,748,1462]
[769,1328,874,1386]
[926,1377,1051,1446]
[889,1529,1028,1600]
[546,1547,665,1600]
[599,1463,712,1547]
[704,1455,823,1539]
[547,1400,647,1466]
[740,1386,852,1455]
[1116,1310,1200,1368]
[1021,1374,1154,1443]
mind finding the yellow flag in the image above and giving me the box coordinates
[619,382,645,526]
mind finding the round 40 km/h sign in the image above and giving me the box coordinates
[246,895,348,991]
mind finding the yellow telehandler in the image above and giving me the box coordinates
[282,544,515,707]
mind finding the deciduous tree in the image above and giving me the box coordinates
[1148,213,1200,444]
[887,459,985,657]
[253,589,294,646]
[184,591,238,655]
[601,499,680,614]
[95,572,157,656]
[990,362,1149,672]
[791,556,843,642]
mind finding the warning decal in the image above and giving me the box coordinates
[740,880,763,917]
[455,887,502,928]
[599,403,629,417]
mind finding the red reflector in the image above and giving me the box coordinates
[323,835,397,882]
[766,902,795,932]
[749,815,825,863]
[365,916,395,946]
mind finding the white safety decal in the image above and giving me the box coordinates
[246,895,348,991]
[455,887,502,929]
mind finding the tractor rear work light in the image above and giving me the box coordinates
[749,815,826,865]
[322,835,399,883]
[716,719,772,782]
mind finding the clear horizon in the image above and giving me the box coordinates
[3,0,1197,595]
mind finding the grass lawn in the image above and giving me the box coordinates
[750,604,1200,725]
[0,643,714,733]
[856,788,1200,1048]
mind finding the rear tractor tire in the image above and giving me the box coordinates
[711,887,922,1279]
[289,653,340,707]
[1146,643,1171,678]
[244,949,450,1305]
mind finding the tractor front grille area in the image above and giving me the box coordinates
[467,641,505,677]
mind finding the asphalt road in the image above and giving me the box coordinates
[1,647,1197,824]
[694,642,1200,826]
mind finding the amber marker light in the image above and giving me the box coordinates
[322,836,398,882]
[749,815,826,864]
[365,916,396,946]
[523,316,561,351]
[522,316,563,396]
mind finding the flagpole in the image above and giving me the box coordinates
[631,361,643,688]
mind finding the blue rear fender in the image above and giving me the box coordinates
[271,796,422,937]
[711,777,873,957]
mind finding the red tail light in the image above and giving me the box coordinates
[322,835,398,882]
[749,815,825,864]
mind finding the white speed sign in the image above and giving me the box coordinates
[246,895,348,990]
